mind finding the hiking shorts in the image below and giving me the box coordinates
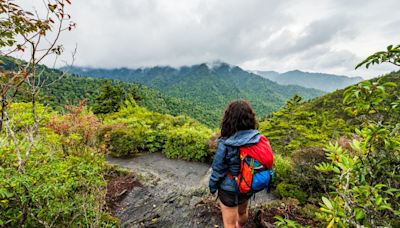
[218,189,253,207]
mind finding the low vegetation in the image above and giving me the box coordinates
[102,99,213,161]
[1,0,398,225]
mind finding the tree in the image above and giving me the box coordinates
[316,47,400,227]
[355,44,400,69]
[92,81,125,114]
[1,0,75,168]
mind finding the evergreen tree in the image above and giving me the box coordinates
[92,81,125,114]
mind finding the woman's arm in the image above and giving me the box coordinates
[209,141,227,193]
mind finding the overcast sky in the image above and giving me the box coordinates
[17,0,400,78]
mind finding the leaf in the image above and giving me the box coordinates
[322,197,333,210]
[327,218,335,228]
[355,208,365,221]
[377,205,392,211]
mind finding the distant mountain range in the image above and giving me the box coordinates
[253,70,363,92]
[62,62,324,123]
[0,55,222,126]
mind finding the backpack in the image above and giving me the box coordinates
[228,135,274,194]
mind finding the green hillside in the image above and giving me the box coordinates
[63,62,324,124]
[258,70,399,226]
[0,56,219,126]
[260,70,400,155]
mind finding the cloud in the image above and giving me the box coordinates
[260,15,355,58]
[14,0,400,78]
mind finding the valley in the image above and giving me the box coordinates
[2,1,399,227]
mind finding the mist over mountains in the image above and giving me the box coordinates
[253,70,363,92]
[62,62,324,121]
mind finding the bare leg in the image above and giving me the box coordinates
[220,201,238,228]
[237,199,249,226]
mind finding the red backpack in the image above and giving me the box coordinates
[228,135,274,193]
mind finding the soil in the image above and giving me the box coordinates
[106,173,142,212]
[251,206,317,227]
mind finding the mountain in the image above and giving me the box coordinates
[259,70,400,154]
[62,62,325,123]
[0,56,219,127]
[254,70,363,92]
[253,70,280,81]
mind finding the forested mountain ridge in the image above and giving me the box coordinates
[260,70,400,154]
[0,56,219,126]
[254,69,363,92]
[2,1,398,226]
[62,62,324,123]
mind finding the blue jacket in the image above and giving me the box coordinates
[209,129,262,193]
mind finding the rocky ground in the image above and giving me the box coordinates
[107,152,277,227]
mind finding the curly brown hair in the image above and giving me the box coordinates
[220,100,257,138]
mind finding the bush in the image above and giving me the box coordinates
[47,101,101,155]
[275,182,308,204]
[272,154,292,185]
[290,148,331,197]
[164,125,212,162]
[0,103,117,227]
[106,128,142,157]
[104,100,214,161]
[0,151,117,227]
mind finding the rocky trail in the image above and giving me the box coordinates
[107,152,276,227]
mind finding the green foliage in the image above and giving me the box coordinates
[0,55,220,127]
[92,81,126,114]
[0,0,72,51]
[356,44,400,69]
[0,152,116,227]
[316,80,400,227]
[275,182,308,204]
[260,95,348,155]
[272,154,292,184]
[47,101,101,155]
[289,148,331,197]
[106,127,142,157]
[274,216,310,228]
[64,63,324,127]
[0,102,116,226]
[344,79,397,119]
[102,99,213,161]
[260,68,400,225]
[164,125,212,162]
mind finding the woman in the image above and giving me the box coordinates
[209,100,262,228]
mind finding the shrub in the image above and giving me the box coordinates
[105,128,142,157]
[272,154,292,184]
[207,132,220,161]
[104,100,214,161]
[275,182,308,204]
[316,76,400,227]
[47,101,101,155]
[0,151,117,227]
[164,125,212,162]
[0,103,117,227]
[289,147,331,197]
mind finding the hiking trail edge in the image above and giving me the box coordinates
[107,152,276,227]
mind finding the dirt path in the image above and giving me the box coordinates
[108,152,276,227]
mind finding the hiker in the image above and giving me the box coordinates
[209,100,274,228]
